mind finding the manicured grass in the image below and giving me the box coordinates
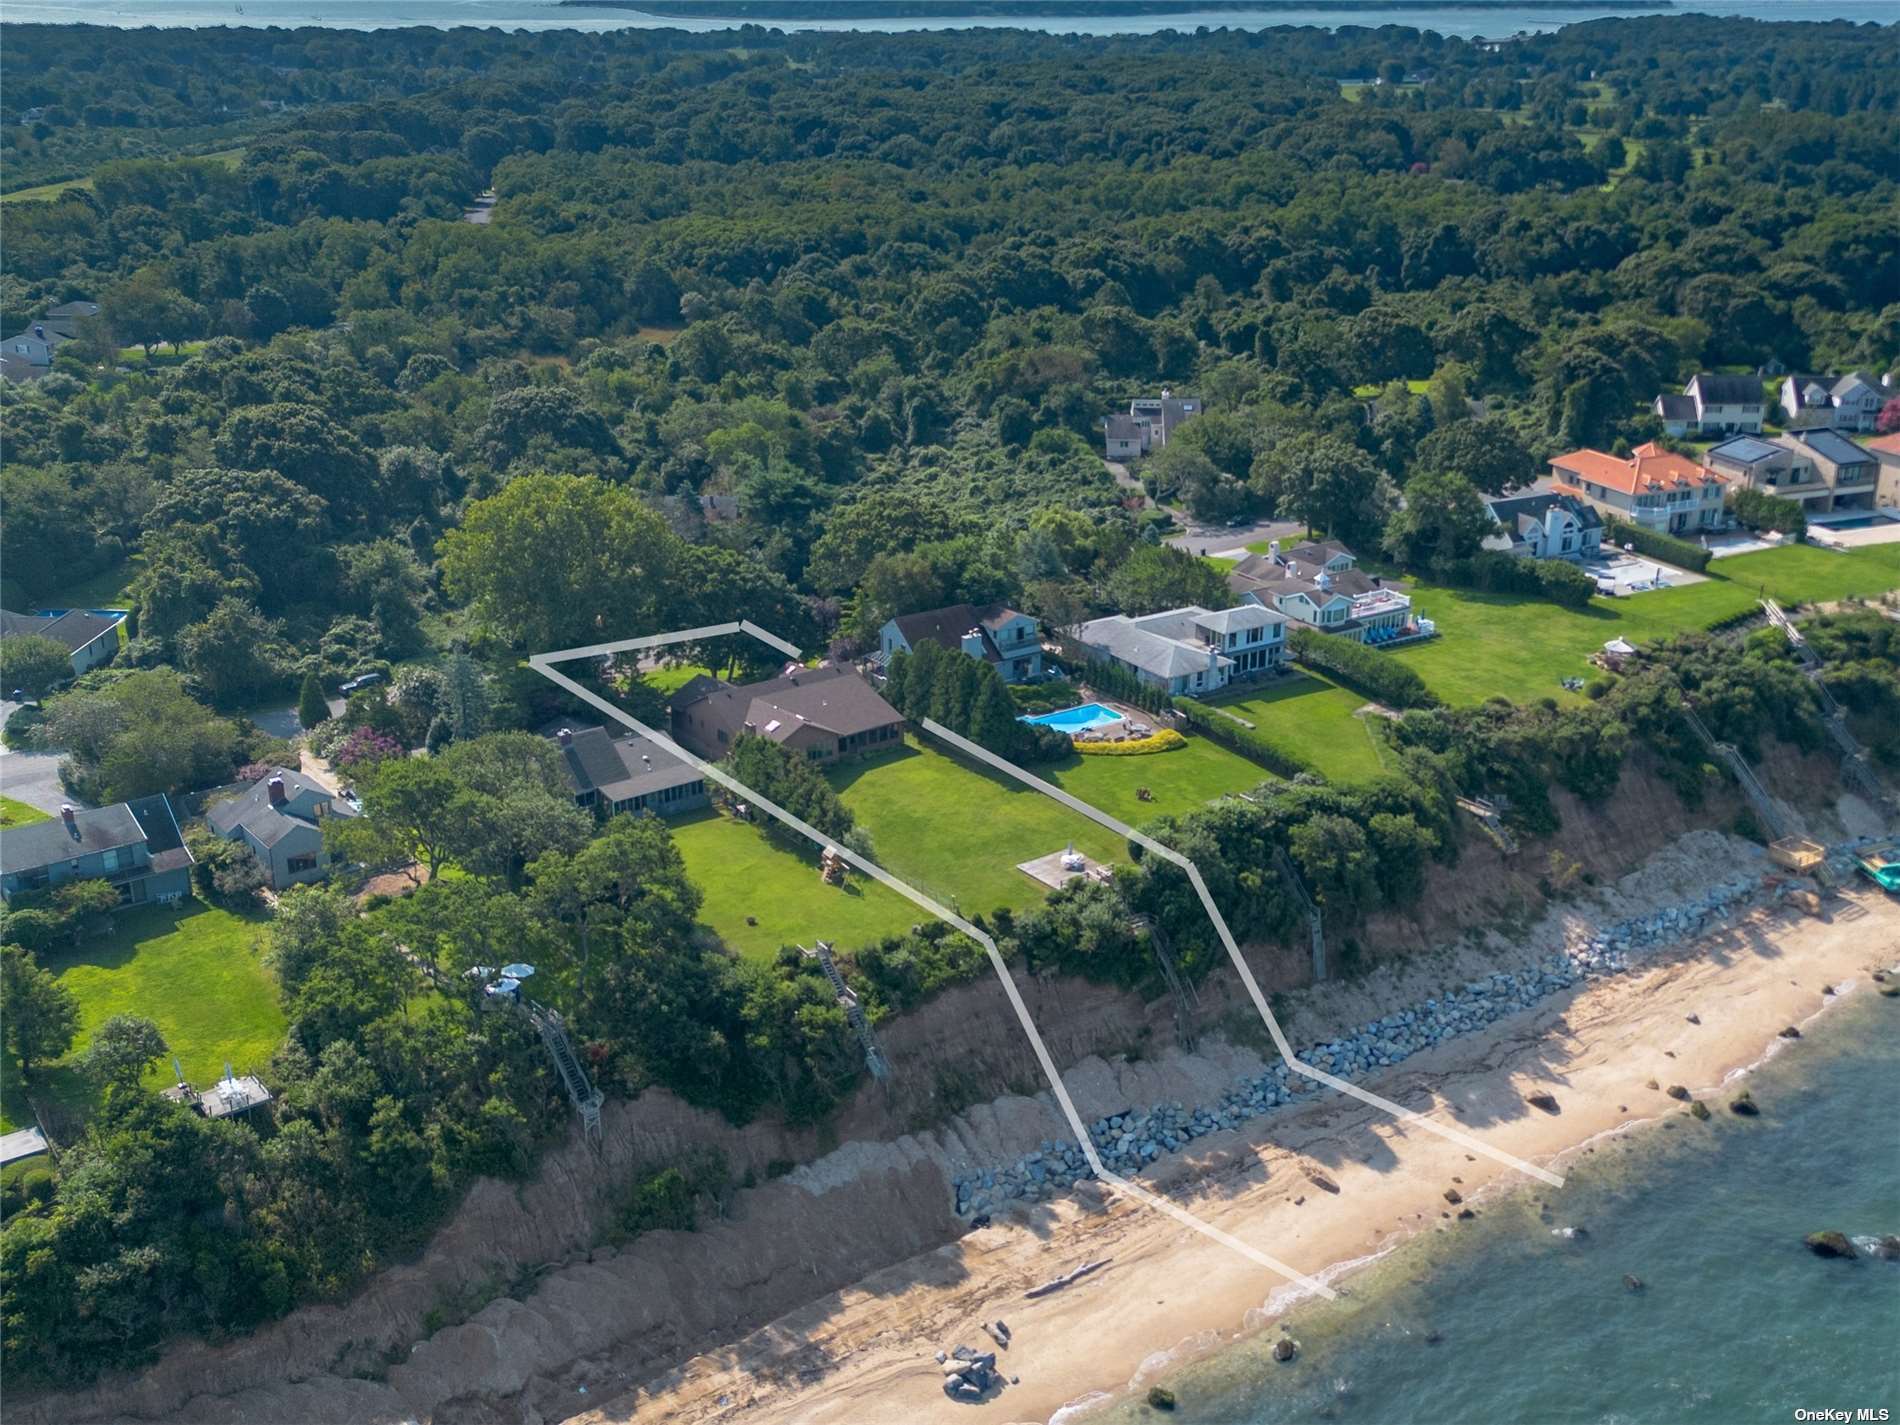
[642,662,715,695]
[2,899,283,1132]
[670,809,920,961]
[1042,733,1275,824]
[1207,673,1389,784]
[830,738,1126,918]
[1,797,50,828]
[40,557,137,611]
[1389,544,1900,706]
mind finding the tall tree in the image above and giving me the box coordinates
[1,944,79,1078]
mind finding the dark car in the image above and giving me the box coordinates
[339,671,386,695]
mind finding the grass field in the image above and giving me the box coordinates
[0,899,283,1133]
[1391,543,1900,706]
[831,738,1126,918]
[0,797,50,829]
[670,809,920,961]
[1207,673,1390,784]
[3,147,244,205]
[1041,732,1274,824]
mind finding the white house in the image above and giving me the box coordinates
[1225,540,1419,645]
[1102,390,1201,459]
[1076,604,1286,696]
[1653,374,1764,437]
[1778,371,1890,434]
[879,602,1043,683]
[1481,492,1604,562]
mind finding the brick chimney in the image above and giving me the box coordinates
[60,804,78,838]
[267,777,287,807]
[557,727,573,747]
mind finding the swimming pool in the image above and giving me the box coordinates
[1019,702,1126,734]
[1819,514,1899,530]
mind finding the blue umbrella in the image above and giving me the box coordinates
[499,963,536,979]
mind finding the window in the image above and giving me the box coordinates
[101,846,122,872]
[286,854,318,875]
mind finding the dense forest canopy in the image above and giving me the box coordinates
[1,11,1897,1392]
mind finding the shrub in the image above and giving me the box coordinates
[1288,628,1437,709]
[1174,698,1315,778]
[1729,488,1807,538]
[1601,519,1712,572]
[1434,550,1596,609]
[1074,728,1187,756]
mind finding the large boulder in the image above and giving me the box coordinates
[1803,1231,1857,1260]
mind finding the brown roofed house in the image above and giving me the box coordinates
[671,664,903,764]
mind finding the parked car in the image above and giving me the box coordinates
[339,671,385,695]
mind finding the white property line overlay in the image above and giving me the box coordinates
[920,719,1564,1189]
[533,626,1332,1294]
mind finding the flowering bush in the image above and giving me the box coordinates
[1073,728,1186,756]
[331,726,403,769]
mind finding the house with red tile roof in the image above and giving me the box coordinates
[1548,442,1729,537]
[1860,431,1900,511]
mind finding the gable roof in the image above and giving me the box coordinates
[1104,413,1142,440]
[1,803,146,874]
[1863,432,1900,458]
[553,725,702,804]
[1078,608,1232,680]
[206,767,353,848]
[1484,491,1602,531]
[125,794,195,875]
[0,608,121,654]
[1654,393,1697,421]
[887,602,1029,662]
[1687,373,1764,406]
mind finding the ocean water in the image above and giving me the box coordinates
[1100,986,1900,1425]
[2,0,1895,33]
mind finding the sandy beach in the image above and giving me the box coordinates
[576,887,1900,1425]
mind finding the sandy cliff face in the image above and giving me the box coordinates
[15,748,1870,1425]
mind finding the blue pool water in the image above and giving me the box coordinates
[1020,702,1126,734]
[1821,515,1899,531]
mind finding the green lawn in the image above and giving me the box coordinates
[830,738,1127,919]
[642,662,715,695]
[1,899,284,1134]
[670,809,921,961]
[1042,733,1275,824]
[1,797,50,829]
[1207,673,1390,784]
[40,558,137,611]
[1390,543,1900,706]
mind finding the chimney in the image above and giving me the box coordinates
[61,804,78,837]
[1269,539,1281,562]
[267,777,287,807]
[557,727,573,747]
[33,325,45,339]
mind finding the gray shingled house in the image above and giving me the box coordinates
[205,768,356,891]
[878,602,1043,683]
[0,797,193,907]
[551,724,709,818]
[1,607,125,677]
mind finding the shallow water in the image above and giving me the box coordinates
[1103,986,1900,1425]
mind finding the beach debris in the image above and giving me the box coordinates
[1729,1091,1760,1117]
[1821,984,1835,996]
[968,1214,991,1230]
[939,1346,1000,1401]
[1272,1337,1300,1363]
[1294,1195,1306,1206]
[1646,1079,1661,1091]
[1874,1236,1900,1261]
[982,1320,1011,1350]
[1305,1168,1340,1195]
[934,1351,948,1364]
[1456,1208,1477,1221]
[1880,985,1900,1000]
[1147,1385,1178,1410]
[1803,1231,1857,1260]
[1527,1091,1559,1114]
[1665,1084,1691,1101]
[1779,1025,1803,1039]
[1443,1188,1463,1205]
[1623,1274,1645,1292]
[1663,1050,1676,1058]
[1025,1259,1111,1299]
[1686,1100,1711,1121]
[1685,1013,1700,1024]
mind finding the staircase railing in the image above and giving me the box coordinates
[1454,795,1519,855]
[1756,601,1891,811]
[1126,915,1199,1049]
[802,942,891,1080]
[1681,702,1785,839]
[1271,847,1326,983]
[527,1002,603,1142]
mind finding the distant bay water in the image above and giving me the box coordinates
[2,0,1895,33]
[1093,986,1900,1425]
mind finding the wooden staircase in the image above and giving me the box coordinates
[1271,847,1326,983]
[1126,915,1200,1049]
[1763,600,1892,812]
[802,942,890,1081]
[1454,795,1518,855]
[527,1002,604,1143]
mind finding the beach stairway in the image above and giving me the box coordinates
[1680,702,1791,840]
[528,1002,604,1143]
[1454,795,1519,856]
[1126,915,1200,1049]
[1762,601,1894,811]
[1271,847,1326,983]
[802,942,891,1081]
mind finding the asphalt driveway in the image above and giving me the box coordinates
[0,700,78,814]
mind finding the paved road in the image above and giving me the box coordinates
[1166,517,1304,558]
[0,700,78,814]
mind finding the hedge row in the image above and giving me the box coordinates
[1603,518,1713,572]
[1287,627,1438,710]
[1174,696,1315,778]
[1074,728,1187,756]
[1730,487,1808,537]
[1434,549,1596,609]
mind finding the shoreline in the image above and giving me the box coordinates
[574,887,1899,1425]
